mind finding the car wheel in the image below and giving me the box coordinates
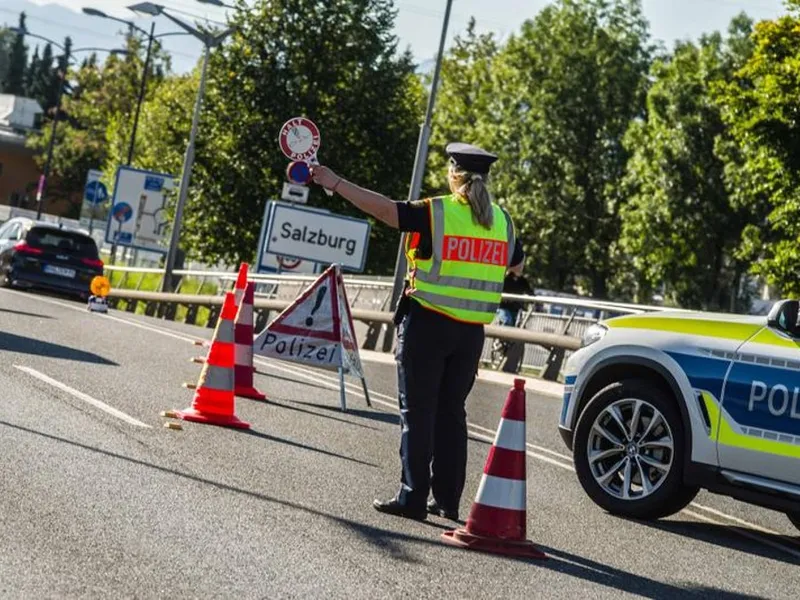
[573,378,699,520]
[788,512,800,533]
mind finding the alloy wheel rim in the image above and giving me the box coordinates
[586,397,674,501]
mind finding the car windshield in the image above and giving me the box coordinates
[25,227,99,258]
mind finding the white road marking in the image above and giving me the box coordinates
[24,300,797,558]
[683,509,800,560]
[2,290,199,344]
[14,365,151,428]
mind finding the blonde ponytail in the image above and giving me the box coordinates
[449,165,494,229]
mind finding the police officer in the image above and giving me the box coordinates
[311,142,524,521]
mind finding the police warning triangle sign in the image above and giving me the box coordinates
[253,264,370,410]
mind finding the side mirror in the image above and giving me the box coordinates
[767,300,800,337]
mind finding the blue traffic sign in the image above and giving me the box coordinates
[85,179,108,205]
[112,202,133,223]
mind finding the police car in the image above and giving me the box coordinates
[559,300,800,532]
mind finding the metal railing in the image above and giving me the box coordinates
[103,265,681,378]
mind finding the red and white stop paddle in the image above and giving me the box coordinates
[278,117,332,195]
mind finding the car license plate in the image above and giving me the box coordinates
[44,264,76,278]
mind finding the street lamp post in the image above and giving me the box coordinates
[127,21,155,166]
[383,0,453,350]
[83,7,191,265]
[10,27,127,220]
[196,0,238,8]
[129,2,234,292]
[82,8,157,167]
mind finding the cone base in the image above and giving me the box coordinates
[235,386,267,401]
[441,528,547,560]
[176,407,251,429]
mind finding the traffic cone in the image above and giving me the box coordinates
[441,379,546,559]
[175,292,250,429]
[234,281,267,401]
[191,262,249,353]
[233,262,249,307]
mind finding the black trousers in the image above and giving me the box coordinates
[395,300,485,511]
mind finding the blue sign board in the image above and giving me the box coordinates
[84,180,108,205]
[144,176,164,192]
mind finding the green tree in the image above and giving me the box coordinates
[487,0,652,297]
[27,42,57,111]
[424,19,499,195]
[714,6,800,296]
[182,0,424,271]
[105,69,197,177]
[0,28,14,90]
[24,45,39,97]
[620,15,755,310]
[27,33,169,215]
[48,36,73,112]
[4,12,28,95]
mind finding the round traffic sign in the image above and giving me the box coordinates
[286,160,311,185]
[278,117,321,161]
[277,255,302,270]
[112,202,133,223]
[85,180,108,205]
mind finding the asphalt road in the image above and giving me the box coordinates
[1,287,799,599]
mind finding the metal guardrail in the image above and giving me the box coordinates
[103,265,680,378]
[106,288,582,351]
[103,265,673,316]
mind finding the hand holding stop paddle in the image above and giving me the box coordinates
[278,116,333,196]
[309,165,342,194]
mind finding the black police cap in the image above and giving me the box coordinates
[446,142,498,175]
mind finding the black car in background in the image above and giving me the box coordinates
[0,218,104,299]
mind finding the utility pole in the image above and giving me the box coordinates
[383,0,453,350]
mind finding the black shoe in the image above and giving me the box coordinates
[427,499,459,521]
[373,498,427,521]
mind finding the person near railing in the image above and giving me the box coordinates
[497,264,532,327]
[491,265,533,370]
[310,142,525,522]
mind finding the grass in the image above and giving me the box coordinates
[106,270,221,326]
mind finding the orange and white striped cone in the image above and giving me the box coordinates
[441,379,546,559]
[191,262,250,353]
[233,262,249,307]
[175,292,250,429]
[234,281,267,401]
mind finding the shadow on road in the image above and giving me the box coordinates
[536,545,769,599]
[632,517,799,567]
[0,307,54,319]
[294,401,401,426]
[0,418,786,597]
[265,397,377,431]
[243,427,379,468]
[0,331,117,365]
[255,370,335,393]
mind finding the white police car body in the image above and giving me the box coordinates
[560,300,800,531]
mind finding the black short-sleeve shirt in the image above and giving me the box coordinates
[396,199,525,266]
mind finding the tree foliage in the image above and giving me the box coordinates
[492,0,651,297]
[11,1,800,308]
[620,15,755,310]
[180,0,424,271]
[424,19,499,195]
[4,12,27,95]
[26,32,170,215]
[714,8,800,297]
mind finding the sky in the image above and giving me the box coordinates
[1,0,790,74]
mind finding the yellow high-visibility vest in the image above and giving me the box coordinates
[405,194,514,324]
